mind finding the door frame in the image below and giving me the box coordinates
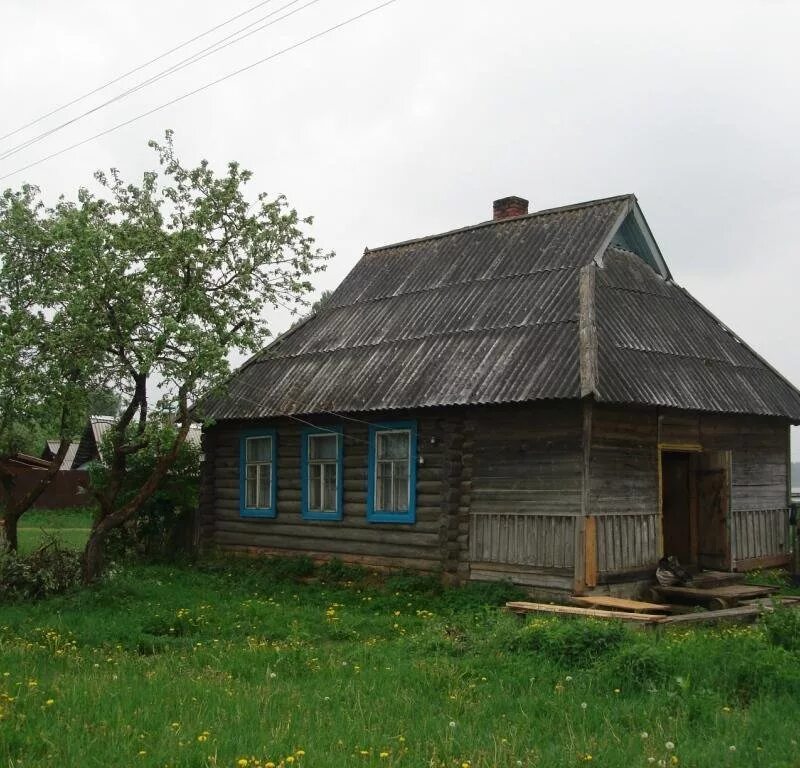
[658,442,702,563]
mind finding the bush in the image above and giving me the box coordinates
[518,616,631,667]
[0,538,82,601]
[88,421,201,563]
[598,642,671,690]
[761,604,800,652]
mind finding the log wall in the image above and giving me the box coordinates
[201,410,462,574]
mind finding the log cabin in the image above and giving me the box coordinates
[197,194,800,596]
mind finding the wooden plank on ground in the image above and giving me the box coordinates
[654,583,777,603]
[571,595,671,614]
[506,601,663,623]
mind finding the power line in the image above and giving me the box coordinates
[0,0,280,145]
[0,0,399,183]
[0,0,324,163]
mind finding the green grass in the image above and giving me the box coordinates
[2,560,800,768]
[17,507,93,554]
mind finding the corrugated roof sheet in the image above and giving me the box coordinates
[203,196,800,421]
[595,247,800,419]
[205,197,631,419]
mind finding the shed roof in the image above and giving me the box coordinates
[203,194,800,422]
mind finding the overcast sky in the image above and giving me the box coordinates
[2,0,799,457]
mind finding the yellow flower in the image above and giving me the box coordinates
[286,757,295,764]
[45,699,55,706]
[197,735,208,743]
[380,753,390,759]
[238,760,249,767]
[295,750,305,757]
[138,751,147,756]
[670,757,679,765]
[462,762,471,768]
[266,763,276,768]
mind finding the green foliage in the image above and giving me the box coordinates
[761,603,800,652]
[88,422,200,561]
[0,539,82,601]
[516,616,631,667]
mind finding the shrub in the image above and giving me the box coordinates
[519,616,631,667]
[0,538,82,601]
[88,422,201,562]
[598,642,671,690]
[761,604,800,652]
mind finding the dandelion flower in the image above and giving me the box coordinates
[580,702,587,710]
[565,676,573,682]
[380,752,389,759]
[296,750,305,756]
[238,760,249,767]
[665,742,675,751]
[286,757,295,764]
[641,732,649,739]
[269,672,277,679]
[670,757,679,765]
[462,762,471,768]
[45,699,54,706]
[449,721,457,728]
[729,746,736,752]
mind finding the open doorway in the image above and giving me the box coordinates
[659,447,732,571]
[661,451,694,565]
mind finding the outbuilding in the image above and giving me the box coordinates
[198,194,800,595]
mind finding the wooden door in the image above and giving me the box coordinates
[696,451,732,570]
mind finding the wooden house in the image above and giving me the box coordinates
[197,195,800,595]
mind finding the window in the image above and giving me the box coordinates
[301,428,343,520]
[367,421,417,523]
[239,430,277,517]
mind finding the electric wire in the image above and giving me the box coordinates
[0,0,280,144]
[0,0,399,183]
[0,0,324,163]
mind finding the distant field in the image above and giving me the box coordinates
[17,507,93,554]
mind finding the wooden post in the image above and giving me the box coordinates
[585,515,598,588]
[575,399,593,594]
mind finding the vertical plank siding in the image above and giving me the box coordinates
[469,512,575,568]
[731,508,789,562]
[596,513,659,572]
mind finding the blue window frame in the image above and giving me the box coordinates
[301,427,343,521]
[239,428,277,518]
[367,420,417,524]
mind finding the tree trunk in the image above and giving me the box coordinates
[82,521,110,583]
[82,419,192,583]
[2,509,20,552]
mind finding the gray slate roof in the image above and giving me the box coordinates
[204,194,800,422]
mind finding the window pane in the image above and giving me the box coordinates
[376,460,392,510]
[378,431,409,460]
[246,473,258,508]
[393,462,409,511]
[247,436,271,462]
[309,463,322,510]
[323,463,337,510]
[259,464,271,508]
[309,433,337,460]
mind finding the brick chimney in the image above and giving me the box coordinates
[493,195,529,221]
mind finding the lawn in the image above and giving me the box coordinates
[17,507,93,554]
[2,558,800,768]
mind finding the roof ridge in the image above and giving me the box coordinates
[364,194,634,256]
